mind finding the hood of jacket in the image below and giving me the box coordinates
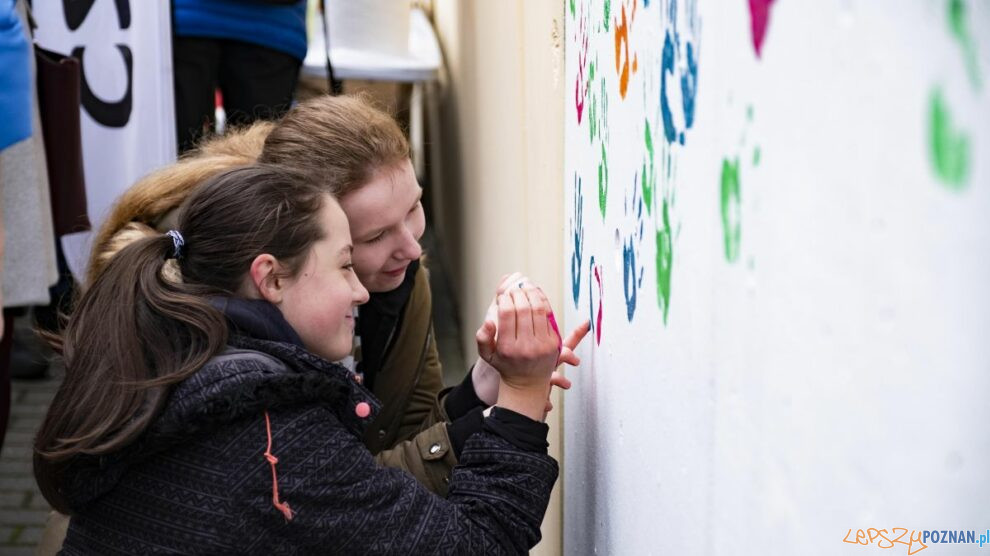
[59,298,382,512]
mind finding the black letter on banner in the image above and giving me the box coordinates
[73,45,133,128]
[64,0,131,30]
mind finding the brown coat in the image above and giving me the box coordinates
[366,262,460,496]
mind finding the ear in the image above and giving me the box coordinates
[245,254,286,304]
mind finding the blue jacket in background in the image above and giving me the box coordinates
[173,0,307,61]
[0,0,32,151]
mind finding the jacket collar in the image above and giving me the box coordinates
[356,258,420,391]
[209,297,304,347]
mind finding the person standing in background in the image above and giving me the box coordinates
[0,0,34,431]
[172,0,307,153]
[0,0,34,340]
[1,0,59,455]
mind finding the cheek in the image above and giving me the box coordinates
[285,281,344,334]
[351,245,385,283]
[301,315,337,348]
[298,294,350,349]
[290,297,331,331]
[410,209,426,241]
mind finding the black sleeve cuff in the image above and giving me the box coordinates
[443,365,486,419]
[483,407,550,454]
[446,406,486,457]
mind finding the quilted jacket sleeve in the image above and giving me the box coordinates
[232,405,558,555]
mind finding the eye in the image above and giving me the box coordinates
[365,231,387,244]
[343,262,355,272]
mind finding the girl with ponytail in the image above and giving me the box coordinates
[35,165,563,554]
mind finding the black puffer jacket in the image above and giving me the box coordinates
[58,303,558,555]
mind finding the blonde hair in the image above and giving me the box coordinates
[85,124,270,286]
[196,121,275,159]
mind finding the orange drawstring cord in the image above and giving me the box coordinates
[263,411,295,522]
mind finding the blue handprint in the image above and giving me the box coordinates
[622,175,645,322]
[570,174,584,308]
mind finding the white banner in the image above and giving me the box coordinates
[32,0,176,280]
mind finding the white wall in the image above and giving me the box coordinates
[564,1,990,554]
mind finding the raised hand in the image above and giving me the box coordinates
[474,274,591,410]
[474,286,558,421]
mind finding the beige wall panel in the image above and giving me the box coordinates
[433,1,565,553]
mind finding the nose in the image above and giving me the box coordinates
[396,225,422,261]
[352,276,370,305]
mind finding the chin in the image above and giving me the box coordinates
[373,273,406,292]
[324,346,352,362]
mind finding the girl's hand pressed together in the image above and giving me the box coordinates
[473,273,591,410]
[475,285,559,420]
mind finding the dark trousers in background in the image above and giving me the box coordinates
[0,243,74,457]
[0,311,13,456]
[173,36,301,154]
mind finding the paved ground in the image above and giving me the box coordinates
[0,229,466,554]
[1,367,59,556]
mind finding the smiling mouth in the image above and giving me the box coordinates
[383,266,407,277]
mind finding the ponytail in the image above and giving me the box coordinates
[34,164,328,513]
[35,232,227,513]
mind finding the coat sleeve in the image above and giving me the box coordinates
[373,420,456,496]
[233,405,558,555]
[0,0,32,152]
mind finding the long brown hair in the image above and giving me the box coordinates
[260,94,410,197]
[35,165,328,513]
